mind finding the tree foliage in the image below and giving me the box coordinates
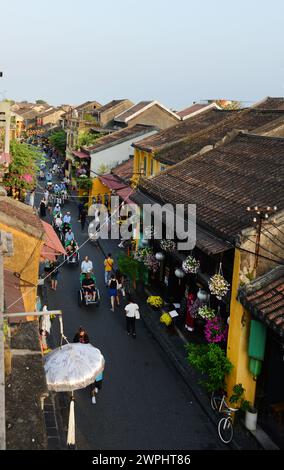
[186,343,233,392]
[49,130,66,155]
[77,131,102,149]
[4,140,40,190]
[36,99,48,105]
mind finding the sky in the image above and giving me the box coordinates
[1,0,284,110]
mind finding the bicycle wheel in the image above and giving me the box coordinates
[218,417,233,444]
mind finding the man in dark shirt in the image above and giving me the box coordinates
[82,273,96,300]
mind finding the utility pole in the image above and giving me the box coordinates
[246,205,278,270]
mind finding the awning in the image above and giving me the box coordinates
[4,270,25,317]
[99,174,133,204]
[41,221,66,261]
[72,150,90,159]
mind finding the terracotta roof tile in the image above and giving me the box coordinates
[155,109,284,165]
[238,266,284,338]
[86,124,156,152]
[111,158,133,183]
[93,99,131,115]
[253,97,284,110]
[137,133,284,241]
[0,197,44,237]
[177,103,208,119]
[114,101,153,122]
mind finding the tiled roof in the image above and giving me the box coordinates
[133,108,234,154]
[37,107,64,118]
[93,99,131,115]
[86,124,156,153]
[114,101,153,122]
[154,108,284,165]
[253,97,284,110]
[111,158,133,183]
[136,132,284,241]
[0,197,44,237]
[177,103,208,119]
[75,100,101,111]
[238,266,284,338]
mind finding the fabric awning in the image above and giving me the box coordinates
[99,174,133,204]
[4,270,25,318]
[72,150,90,159]
[41,221,66,261]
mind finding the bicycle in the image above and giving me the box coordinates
[210,391,238,444]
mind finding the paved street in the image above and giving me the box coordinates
[37,177,226,451]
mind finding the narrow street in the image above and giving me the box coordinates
[36,169,225,451]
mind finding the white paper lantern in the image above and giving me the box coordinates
[175,268,185,279]
[155,252,165,261]
[141,238,149,246]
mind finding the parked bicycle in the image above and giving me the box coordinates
[210,391,238,444]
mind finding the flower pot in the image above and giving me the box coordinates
[245,408,258,431]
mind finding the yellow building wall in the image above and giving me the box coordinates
[226,248,256,405]
[88,177,111,207]
[133,148,168,179]
[0,223,43,314]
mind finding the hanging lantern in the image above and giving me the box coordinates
[155,252,165,261]
[175,268,185,279]
[141,238,149,246]
[197,288,209,302]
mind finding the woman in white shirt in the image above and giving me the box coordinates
[125,297,140,338]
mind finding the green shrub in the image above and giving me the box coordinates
[186,343,233,392]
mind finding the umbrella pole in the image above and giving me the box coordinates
[67,392,75,448]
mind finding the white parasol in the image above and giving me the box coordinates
[44,342,105,446]
[44,342,105,392]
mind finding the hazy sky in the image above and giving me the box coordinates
[1,0,284,109]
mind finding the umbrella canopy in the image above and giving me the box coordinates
[44,343,105,392]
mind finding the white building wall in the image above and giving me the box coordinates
[90,130,157,175]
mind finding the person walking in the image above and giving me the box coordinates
[91,370,104,404]
[125,296,140,338]
[80,206,88,231]
[50,258,60,291]
[73,326,90,344]
[78,201,84,222]
[104,253,114,286]
[39,198,47,217]
[108,274,120,311]
[29,189,35,208]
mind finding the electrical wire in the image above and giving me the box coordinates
[6,185,136,311]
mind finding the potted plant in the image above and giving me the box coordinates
[198,306,216,320]
[204,316,228,343]
[182,255,200,274]
[160,239,176,252]
[229,384,258,431]
[147,296,163,310]
[208,263,230,300]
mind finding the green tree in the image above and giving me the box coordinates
[49,130,66,155]
[4,140,40,190]
[36,99,48,105]
[77,131,102,149]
